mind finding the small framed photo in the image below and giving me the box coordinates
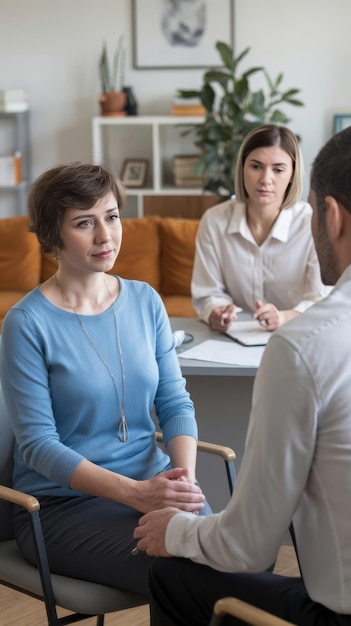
[333,114,351,134]
[121,159,148,188]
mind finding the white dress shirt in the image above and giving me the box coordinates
[166,266,351,614]
[191,199,330,323]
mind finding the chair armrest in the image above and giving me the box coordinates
[195,440,235,463]
[155,432,236,494]
[0,485,40,513]
[211,597,296,626]
[155,432,235,461]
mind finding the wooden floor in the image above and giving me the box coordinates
[1,545,299,626]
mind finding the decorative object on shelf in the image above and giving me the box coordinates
[177,42,304,200]
[173,155,204,188]
[171,95,205,117]
[0,110,30,214]
[123,86,138,116]
[121,159,148,188]
[98,37,127,116]
[333,114,351,134]
[132,0,233,69]
[0,89,29,113]
[0,151,22,186]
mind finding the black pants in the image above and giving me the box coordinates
[13,495,153,593]
[148,557,351,626]
[13,494,211,595]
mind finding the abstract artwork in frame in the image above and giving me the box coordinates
[132,0,234,69]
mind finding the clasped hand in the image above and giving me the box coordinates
[133,467,205,514]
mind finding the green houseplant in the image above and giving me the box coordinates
[178,42,304,199]
[98,36,127,116]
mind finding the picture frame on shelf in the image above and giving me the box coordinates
[333,114,351,134]
[121,159,148,188]
[132,0,233,69]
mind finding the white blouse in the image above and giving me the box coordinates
[191,199,330,323]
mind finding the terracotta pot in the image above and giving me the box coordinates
[99,92,127,116]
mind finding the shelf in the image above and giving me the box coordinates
[0,181,29,191]
[123,187,207,196]
[92,115,210,217]
[0,111,31,215]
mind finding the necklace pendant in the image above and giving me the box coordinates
[118,413,129,443]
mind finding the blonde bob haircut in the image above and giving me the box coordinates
[234,124,304,210]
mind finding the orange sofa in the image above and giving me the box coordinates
[0,215,200,329]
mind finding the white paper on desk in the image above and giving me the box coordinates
[225,320,271,346]
[178,339,265,367]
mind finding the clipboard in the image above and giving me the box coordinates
[225,320,271,346]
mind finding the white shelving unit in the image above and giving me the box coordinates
[92,115,206,216]
[0,111,31,215]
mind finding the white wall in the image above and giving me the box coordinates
[0,0,349,216]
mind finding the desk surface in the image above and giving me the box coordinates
[170,317,262,377]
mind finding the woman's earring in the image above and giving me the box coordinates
[53,248,61,260]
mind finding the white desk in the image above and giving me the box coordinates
[170,317,262,512]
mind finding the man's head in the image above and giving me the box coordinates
[310,127,351,285]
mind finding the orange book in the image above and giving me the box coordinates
[171,104,206,117]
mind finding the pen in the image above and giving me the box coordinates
[131,546,139,556]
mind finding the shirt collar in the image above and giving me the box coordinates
[228,201,293,243]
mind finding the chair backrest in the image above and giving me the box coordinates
[0,377,16,541]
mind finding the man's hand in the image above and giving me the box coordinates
[133,507,179,557]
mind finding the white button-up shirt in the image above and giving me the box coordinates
[191,199,330,323]
[167,266,351,614]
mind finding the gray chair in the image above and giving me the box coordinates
[0,380,236,626]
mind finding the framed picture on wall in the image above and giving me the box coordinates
[121,159,148,188]
[333,114,351,134]
[132,0,234,69]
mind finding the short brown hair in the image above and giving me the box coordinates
[234,124,303,209]
[28,162,125,253]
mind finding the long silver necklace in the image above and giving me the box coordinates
[54,273,128,442]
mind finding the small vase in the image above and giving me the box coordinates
[99,92,127,117]
[123,86,138,116]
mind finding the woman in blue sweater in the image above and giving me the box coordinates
[0,162,205,593]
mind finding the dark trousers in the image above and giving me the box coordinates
[13,493,212,595]
[148,557,351,626]
[13,495,153,593]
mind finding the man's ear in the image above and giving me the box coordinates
[325,195,343,240]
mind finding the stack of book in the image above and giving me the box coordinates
[173,154,204,188]
[0,89,29,113]
[171,96,205,117]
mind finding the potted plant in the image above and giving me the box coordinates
[98,36,127,116]
[177,42,304,200]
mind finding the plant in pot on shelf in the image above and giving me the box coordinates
[177,42,304,200]
[98,36,127,116]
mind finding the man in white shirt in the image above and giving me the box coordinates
[134,126,351,625]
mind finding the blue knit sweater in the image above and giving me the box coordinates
[0,277,197,496]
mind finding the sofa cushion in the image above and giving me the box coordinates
[162,295,197,318]
[110,216,161,291]
[0,216,41,291]
[0,290,28,321]
[160,218,199,296]
[41,251,59,283]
